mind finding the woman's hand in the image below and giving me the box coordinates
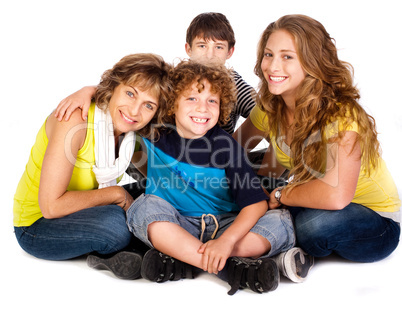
[268,188,282,210]
[116,187,134,211]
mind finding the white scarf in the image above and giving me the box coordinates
[92,106,135,188]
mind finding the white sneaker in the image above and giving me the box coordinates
[273,247,314,283]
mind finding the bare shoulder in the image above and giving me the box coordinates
[46,109,87,146]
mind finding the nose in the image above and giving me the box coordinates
[205,47,215,59]
[269,56,281,72]
[196,99,208,112]
[129,101,141,116]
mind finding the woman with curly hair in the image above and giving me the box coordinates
[13,53,172,278]
[234,14,400,263]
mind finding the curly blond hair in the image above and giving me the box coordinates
[167,60,236,126]
[94,53,172,139]
[254,15,380,188]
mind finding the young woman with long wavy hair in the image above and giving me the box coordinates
[234,14,400,263]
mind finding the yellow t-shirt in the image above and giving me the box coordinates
[250,105,401,216]
[14,104,107,226]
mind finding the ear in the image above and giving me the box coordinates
[185,43,192,57]
[226,46,235,60]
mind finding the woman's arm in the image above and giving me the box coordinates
[269,131,361,210]
[54,85,96,121]
[38,109,130,219]
[234,117,285,179]
[232,117,266,153]
[257,143,286,179]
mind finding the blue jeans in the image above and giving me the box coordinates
[14,205,132,261]
[126,194,295,257]
[289,203,400,262]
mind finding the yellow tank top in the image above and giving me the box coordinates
[13,104,99,227]
[250,105,401,215]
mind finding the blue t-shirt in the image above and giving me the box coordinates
[143,125,267,216]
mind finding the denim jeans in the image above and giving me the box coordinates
[14,205,132,261]
[126,194,295,257]
[289,203,401,262]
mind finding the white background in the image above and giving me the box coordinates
[1,0,401,308]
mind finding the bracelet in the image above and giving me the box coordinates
[122,189,127,210]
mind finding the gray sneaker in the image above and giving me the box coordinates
[273,247,314,283]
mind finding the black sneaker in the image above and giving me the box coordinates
[141,248,194,282]
[226,256,279,295]
[87,251,142,280]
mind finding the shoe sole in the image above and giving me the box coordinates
[141,248,165,281]
[261,258,279,292]
[283,248,314,283]
[87,251,142,280]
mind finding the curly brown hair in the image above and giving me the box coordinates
[94,53,172,139]
[167,60,236,126]
[254,15,380,188]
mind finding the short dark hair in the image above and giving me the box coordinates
[186,12,236,49]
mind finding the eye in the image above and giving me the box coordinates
[187,97,196,102]
[264,52,273,57]
[284,55,293,60]
[209,99,219,104]
[144,103,154,110]
[126,91,134,98]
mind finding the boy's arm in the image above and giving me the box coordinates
[233,71,257,118]
[198,200,268,274]
[54,85,96,121]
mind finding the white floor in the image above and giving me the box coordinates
[2,216,401,309]
[1,1,401,308]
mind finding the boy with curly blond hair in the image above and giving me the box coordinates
[125,60,296,295]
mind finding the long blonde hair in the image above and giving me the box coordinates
[254,14,380,188]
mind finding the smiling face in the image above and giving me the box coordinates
[185,37,234,66]
[108,83,159,136]
[174,80,220,139]
[260,29,306,105]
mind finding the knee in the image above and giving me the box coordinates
[253,209,296,256]
[93,206,132,253]
[293,209,333,255]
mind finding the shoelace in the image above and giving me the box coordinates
[227,257,264,295]
[200,214,219,241]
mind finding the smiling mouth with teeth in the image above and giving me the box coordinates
[270,76,287,82]
[121,111,136,123]
[191,117,208,123]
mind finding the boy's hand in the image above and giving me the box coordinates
[198,238,234,274]
[54,86,95,121]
